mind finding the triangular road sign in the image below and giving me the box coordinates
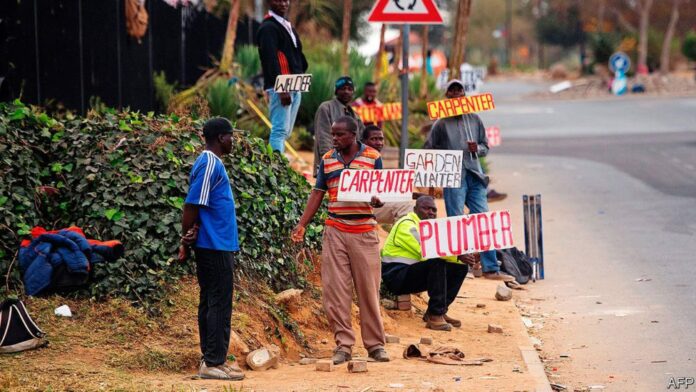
[367,0,444,24]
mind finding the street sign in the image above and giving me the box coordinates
[367,0,444,24]
[486,126,501,147]
[609,52,631,74]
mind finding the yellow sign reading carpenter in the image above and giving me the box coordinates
[426,93,496,120]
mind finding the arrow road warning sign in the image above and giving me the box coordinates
[367,0,444,24]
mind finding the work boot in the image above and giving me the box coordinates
[425,314,452,331]
[332,348,351,365]
[443,314,462,328]
[483,271,516,282]
[368,347,390,362]
[487,189,508,202]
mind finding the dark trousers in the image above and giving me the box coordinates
[195,247,234,367]
[382,259,468,316]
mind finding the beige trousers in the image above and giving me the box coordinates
[321,225,386,353]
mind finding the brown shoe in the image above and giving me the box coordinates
[368,347,390,362]
[443,314,462,328]
[483,271,516,282]
[332,348,352,365]
[425,315,452,331]
[487,189,508,203]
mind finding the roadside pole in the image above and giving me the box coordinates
[399,24,410,168]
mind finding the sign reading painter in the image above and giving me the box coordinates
[419,211,514,258]
[404,149,463,188]
[337,169,414,202]
[274,74,313,93]
[353,102,402,123]
[426,93,495,120]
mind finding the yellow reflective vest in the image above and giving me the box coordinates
[381,212,460,265]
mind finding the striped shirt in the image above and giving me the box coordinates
[315,142,383,233]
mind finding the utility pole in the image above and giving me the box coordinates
[505,0,512,67]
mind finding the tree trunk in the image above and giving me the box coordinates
[374,24,386,84]
[419,25,429,98]
[341,0,353,75]
[448,0,472,79]
[394,31,402,73]
[637,0,654,75]
[288,0,299,25]
[660,0,681,74]
[220,0,242,73]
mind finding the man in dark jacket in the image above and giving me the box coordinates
[257,0,308,153]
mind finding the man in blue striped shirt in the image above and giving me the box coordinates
[179,117,243,381]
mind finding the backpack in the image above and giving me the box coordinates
[496,247,533,284]
[0,298,46,353]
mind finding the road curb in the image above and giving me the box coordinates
[519,345,553,392]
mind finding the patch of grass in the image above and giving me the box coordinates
[108,345,199,372]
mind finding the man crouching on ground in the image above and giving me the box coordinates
[381,196,476,331]
[291,116,390,365]
[179,117,244,380]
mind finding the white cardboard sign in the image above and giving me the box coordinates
[404,149,463,188]
[274,74,313,93]
[337,169,414,202]
[419,210,514,259]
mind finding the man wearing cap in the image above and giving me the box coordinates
[179,117,244,380]
[424,80,515,282]
[257,0,308,153]
[313,76,365,176]
[292,116,390,365]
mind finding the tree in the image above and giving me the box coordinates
[374,24,386,84]
[448,0,472,79]
[635,0,654,74]
[341,0,353,75]
[220,0,242,73]
[660,0,683,74]
[420,25,429,99]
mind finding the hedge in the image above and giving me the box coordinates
[0,100,324,311]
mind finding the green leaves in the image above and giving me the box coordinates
[0,101,325,313]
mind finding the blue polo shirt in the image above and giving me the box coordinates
[185,151,240,252]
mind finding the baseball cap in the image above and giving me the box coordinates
[445,79,464,91]
[335,76,355,92]
[202,117,243,139]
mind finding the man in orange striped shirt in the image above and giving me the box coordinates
[291,116,390,365]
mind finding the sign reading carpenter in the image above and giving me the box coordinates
[353,102,402,123]
[337,169,414,202]
[274,74,313,93]
[426,93,495,120]
[419,211,514,259]
[404,149,463,188]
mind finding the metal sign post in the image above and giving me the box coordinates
[399,24,410,168]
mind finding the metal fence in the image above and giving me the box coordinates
[0,0,259,112]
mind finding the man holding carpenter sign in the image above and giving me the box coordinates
[291,116,389,365]
[424,79,515,282]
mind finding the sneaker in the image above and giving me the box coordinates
[222,361,245,379]
[199,361,244,380]
[368,347,390,362]
[483,271,516,282]
[443,314,462,328]
[332,348,352,365]
[425,314,452,331]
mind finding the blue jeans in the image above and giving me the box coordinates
[443,170,499,273]
[267,90,301,153]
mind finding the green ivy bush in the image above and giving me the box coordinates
[0,100,324,311]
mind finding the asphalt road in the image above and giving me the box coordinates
[478,81,696,390]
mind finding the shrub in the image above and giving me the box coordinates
[206,79,241,121]
[236,45,261,81]
[0,100,324,311]
[683,31,696,62]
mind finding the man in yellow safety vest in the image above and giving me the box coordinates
[381,196,476,331]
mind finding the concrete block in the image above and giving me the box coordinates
[347,360,368,373]
[420,337,433,345]
[315,359,335,372]
[488,324,504,333]
[385,334,400,344]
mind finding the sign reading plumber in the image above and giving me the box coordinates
[419,211,514,258]
[337,169,414,202]
[404,149,463,188]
